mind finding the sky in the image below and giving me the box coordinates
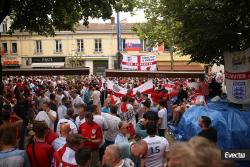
[89,9,146,23]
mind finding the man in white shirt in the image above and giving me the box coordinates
[55,88,65,105]
[57,97,68,120]
[102,105,121,145]
[115,121,129,144]
[91,86,101,106]
[70,90,84,115]
[45,86,55,98]
[52,123,71,151]
[143,123,169,167]
[37,91,50,110]
[75,104,87,129]
[158,100,168,137]
[35,101,57,130]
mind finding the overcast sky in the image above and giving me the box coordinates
[89,9,146,23]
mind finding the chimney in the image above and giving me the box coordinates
[111,17,115,24]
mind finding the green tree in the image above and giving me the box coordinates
[0,0,135,36]
[133,0,181,69]
[135,0,250,64]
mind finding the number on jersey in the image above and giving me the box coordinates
[150,146,160,154]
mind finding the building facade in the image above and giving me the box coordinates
[0,18,203,75]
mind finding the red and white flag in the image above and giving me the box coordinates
[133,80,154,95]
[121,55,157,71]
[106,80,128,97]
[165,83,175,93]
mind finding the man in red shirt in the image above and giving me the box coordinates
[26,121,54,167]
[151,87,159,104]
[78,112,103,167]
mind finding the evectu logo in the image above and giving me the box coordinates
[221,150,250,160]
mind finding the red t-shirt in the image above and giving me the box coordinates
[158,91,165,100]
[78,122,103,150]
[26,141,54,167]
[45,128,58,145]
[151,91,159,103]
[169,90,178,98]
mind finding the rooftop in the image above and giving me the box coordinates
[1,23,136,36]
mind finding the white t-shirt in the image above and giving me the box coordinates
[158,108,168,129]
[93,115,108,130]
[75,116,85,130]
[52,137,66,151]
[143,136,169,167]
[93,114,108,147]
[56,118,78,135]
[115,133,129,144]
[71,95,84,115]
[92,90,101,105]
[64,90,70,101]
[56,94,65,105]
[57,105,67,120]
[38,96,50,109]
[101,113,121,142]
[35,110,57,130]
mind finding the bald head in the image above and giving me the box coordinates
[103,145,121,166]
[60,123,71,137]
[131,140,148,158]
[106,145,121,160]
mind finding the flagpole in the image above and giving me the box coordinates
[116,11,122,69]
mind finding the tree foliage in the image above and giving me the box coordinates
[0,0,135,36]
[135,0,250,64]
[133,0,178,47]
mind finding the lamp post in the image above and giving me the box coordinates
[116,11,122,69]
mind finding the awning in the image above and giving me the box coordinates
[105,69,205,78]
[157,65,204,71]
[31,62,65,68]
[3,68,89,76]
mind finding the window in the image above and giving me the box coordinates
[140,39,148,52]
[77,39,84,52]
[11,42,17,53]
[164,43,171,52]
[55,40,62,53]
[2,43,7,53]
[94,39,102,52]
[35,40,42,53]
[2,21,7,33]
[121,39,126,51]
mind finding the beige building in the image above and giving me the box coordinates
[0,18,203,75]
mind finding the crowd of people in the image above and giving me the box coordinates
[0,74,235,167]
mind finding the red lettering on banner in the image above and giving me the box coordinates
[225,71,250,80]
[121,62,137,66]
